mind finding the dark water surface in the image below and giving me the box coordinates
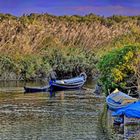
[0,81,105,140]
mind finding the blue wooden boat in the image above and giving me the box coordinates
[24,85,49,93]
[106,89,137,111]
[24,75,86,93]
[49,76,86,91]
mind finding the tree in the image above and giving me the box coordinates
[97,45,140,95]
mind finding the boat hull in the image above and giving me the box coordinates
[24,76,86,93]
[50,83,84,91]
[24,86,49,93]
[106,96,132,111]
[50,76,86,91]
[106,90,137,111]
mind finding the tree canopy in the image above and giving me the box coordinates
[97,45,140,95]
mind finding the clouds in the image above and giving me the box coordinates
[58,5,140,16]
[0,0,140,16]
[106,0,140,7]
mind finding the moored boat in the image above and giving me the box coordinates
[24,85,50,93]
[24,75,86,93]
[106,89,137,111]
[49,76,86,91]
[106,89,140,127]
[113,100,140,119]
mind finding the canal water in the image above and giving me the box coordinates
[0,81,107,140]
[0,81,140,140]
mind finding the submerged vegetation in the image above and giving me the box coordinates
[0,13,140,87]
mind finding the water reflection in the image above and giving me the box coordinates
[60,91,64,100]
[49,90,56,98]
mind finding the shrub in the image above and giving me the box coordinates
[97,45,140,95]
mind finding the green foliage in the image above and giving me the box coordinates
[0,13,17,21]
[0,56,16,73]
[20,55,51,80]
[0,44,96,80]
[97,45,140,95]
[58,13,103,23]
[0,55,51,80]
[43,45,96,77]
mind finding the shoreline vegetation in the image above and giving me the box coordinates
[0,13,140,94]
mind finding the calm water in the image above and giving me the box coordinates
[0,81,106,140]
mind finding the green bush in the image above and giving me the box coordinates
[18,55,51,80]
[0,56,16,73]
[97,45,140,95]
[43,46,96,77]
[0,55,51,80]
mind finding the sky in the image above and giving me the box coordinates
[0,0,140,17]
